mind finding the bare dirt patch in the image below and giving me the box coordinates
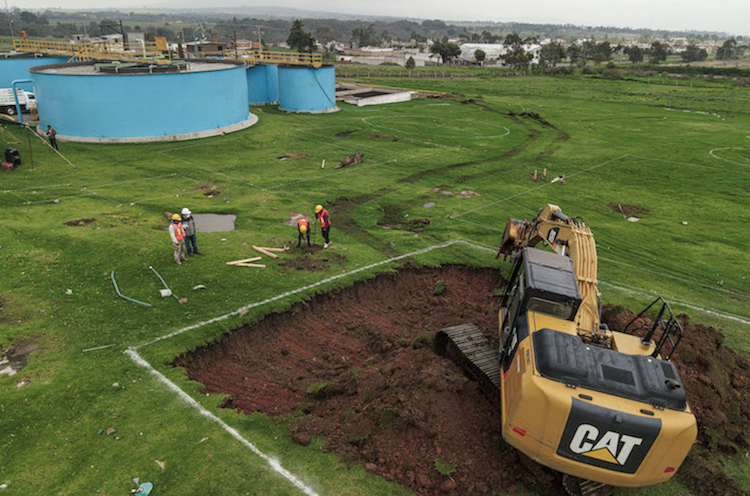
[198,183,221,197]
[277,153,309,161]
[0,339,39,377]
[365,134,399,141]
[334,130,358,138]
[279,252,347,273]
[174,268,750,496]
[608,203,650,217]
[336,152,365,169]
[602,305,750,496]
[64,218,97,227]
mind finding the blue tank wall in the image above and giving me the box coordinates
[246,64,279,104]
[31,62,251,140]
[278,66,336,113]
[0,57,69,91]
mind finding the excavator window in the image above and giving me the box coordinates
[526,297,575,320]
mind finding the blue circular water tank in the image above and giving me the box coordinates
[0,55,69,91]
[30,60,255,143]
[278,66,337,113]
[246,64,279,105]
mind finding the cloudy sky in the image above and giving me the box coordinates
[13,0,750,36]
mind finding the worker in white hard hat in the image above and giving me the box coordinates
[168,213,188,265]
[181,207,201,256]
[314,204,332,248]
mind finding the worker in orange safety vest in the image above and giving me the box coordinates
[315,204,332,248]
[297,217,311,247]
[168,213,188,265]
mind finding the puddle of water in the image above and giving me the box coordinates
[191,214,236,233]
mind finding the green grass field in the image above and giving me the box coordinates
[1,72,749,495]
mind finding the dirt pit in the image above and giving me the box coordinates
[365,134,398,141]
[279,251,347,272]
[334,130,358,138]
[277,153,309,161]
[174,267,750,496]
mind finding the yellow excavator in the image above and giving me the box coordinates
[436,204,697,495]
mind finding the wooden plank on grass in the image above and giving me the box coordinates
[252,245,278,259]
[226,257,262,265]
[256,247,288,253]
[233,263,266,268]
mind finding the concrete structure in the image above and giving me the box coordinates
[30,60,255,143]
[336,84,413,107]
[278,65,337,114]
[246,64,279,105]
[0,54,69,91]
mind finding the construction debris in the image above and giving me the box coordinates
[232,263,266,268]
[192,285,206,290]
[335,152,364,169]
[82,344,116,353]
[255,247,289,253]
[551,175,566,184]
[226,257,262,266]
[252,246,278,259]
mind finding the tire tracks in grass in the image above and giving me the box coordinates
[330,101,565,257]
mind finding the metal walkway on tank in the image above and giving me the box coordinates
[12,38,322,68]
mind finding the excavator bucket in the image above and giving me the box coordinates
[497,218,526,259]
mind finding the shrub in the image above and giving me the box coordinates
[411,333,435,349]
[434,458,457,476]
[433,280,447,296]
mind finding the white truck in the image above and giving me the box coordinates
[0,89,36,116]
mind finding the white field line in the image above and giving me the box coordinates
[628,154,750,175]
[6,190,28,202]
[127,239,494,496]
[265,159,397,190]
[599,279,750,326]
[708,147,750,168]
[599,256,750,299]
[451,216,750,302]
[86,173,178,189]
[135,239,479,349]
[127,188,205,206]
[125,349,321,496]
[159,153,262,189]
[7,182,77,192]
[453,154,630,218]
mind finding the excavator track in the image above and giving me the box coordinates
[434,323,502,409]
[435,324,614,496]
[562,475,614,496]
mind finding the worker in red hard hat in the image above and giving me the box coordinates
[168,213,187,265]
[297,217,311,248]
[315,204,331,248]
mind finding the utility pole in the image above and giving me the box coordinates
[256,24,263,50]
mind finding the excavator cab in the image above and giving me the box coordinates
[499,247,581,353]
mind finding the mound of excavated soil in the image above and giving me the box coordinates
[174,268,750,496]
[602,305,750,496]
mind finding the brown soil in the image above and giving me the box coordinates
[64,218,97,226]
[278,153,309,160]
[279,252,347,273]
[365,134,399,141]
[601,305,750,496]
[198,183,221,197]
[174,268,750,496]
[608,203,650,217]
[334,130,358,138]
[336,152,365,169]
[0,339,39,377]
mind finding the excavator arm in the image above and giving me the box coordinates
[498,204,609,345]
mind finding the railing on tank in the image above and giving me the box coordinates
[231,49,322,67]
[12,37,173,65]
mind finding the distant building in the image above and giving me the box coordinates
[458,43,542,65]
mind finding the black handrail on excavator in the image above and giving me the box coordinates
[624,296,684,360]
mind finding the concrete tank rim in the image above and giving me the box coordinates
[38,112,258,144]
[277,64,335,70]
[29,59,247,76]
[0,52,69,60]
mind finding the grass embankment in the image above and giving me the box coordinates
[1,73,749,495]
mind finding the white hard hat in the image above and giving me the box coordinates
[181,208,191,215]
